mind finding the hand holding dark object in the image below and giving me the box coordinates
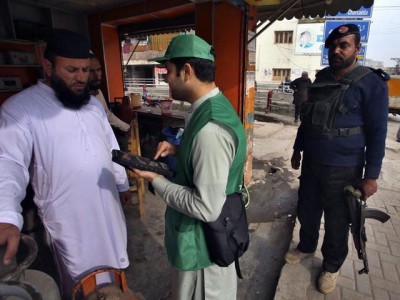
[132,168,161,183]
[111,149,174,177]
[0,223,20,265]
[154,141,177,160]
[291,150,302,169]
[358,178,378,201]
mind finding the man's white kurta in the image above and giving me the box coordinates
[0,81,129,282]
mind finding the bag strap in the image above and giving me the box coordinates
[339,65,372,85]
[235,256,243,279]
[236,183,248,279]
[232,227,246,279]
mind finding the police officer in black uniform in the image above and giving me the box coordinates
[284,24,389,294]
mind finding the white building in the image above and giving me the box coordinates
[255,17,384,85]
[255,18,325,85]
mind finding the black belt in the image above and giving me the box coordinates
[331,126,364,136]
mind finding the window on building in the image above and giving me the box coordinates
[272,69,291,81]
[274,31,293,44]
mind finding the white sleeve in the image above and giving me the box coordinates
[0,101,32,229]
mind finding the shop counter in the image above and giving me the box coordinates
[134,107,185,159]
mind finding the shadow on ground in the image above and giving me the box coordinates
[238,157,298,299]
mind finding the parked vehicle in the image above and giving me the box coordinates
[274,82,293,94]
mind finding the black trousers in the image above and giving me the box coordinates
[294,104,302,121]
[296,157,363,272]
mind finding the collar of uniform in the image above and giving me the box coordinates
[189,87,220,113]
[185,87,219,126]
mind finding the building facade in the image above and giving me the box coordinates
[255,18,385,85]
[256,18,323,84]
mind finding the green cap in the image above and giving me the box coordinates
[149,34,214,62]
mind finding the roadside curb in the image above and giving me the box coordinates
[254,112,295,126]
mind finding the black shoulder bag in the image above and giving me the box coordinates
[202,192,250,279]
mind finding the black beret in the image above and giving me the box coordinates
[324,24,360,48]
[45,28,91,59]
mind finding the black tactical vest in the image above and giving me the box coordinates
[300,66,381,138]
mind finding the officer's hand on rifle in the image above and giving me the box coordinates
[358,178,378,200]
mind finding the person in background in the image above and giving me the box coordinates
[0,29,131,298]
[89,54,130,150]
[89,54,130,132]
[284,24,389,294]
[290,71,312,123]
[133,34,247,300]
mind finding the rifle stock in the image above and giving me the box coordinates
[344,185,391,275]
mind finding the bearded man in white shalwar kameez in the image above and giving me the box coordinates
[0,28,131,298]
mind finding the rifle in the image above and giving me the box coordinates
[344,185,390,275]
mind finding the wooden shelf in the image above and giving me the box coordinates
[0,37,44,104]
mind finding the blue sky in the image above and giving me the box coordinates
[368,0,400,67]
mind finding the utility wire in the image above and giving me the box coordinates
[274,44,315,70]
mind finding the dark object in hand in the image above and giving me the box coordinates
[112,149,174,178]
